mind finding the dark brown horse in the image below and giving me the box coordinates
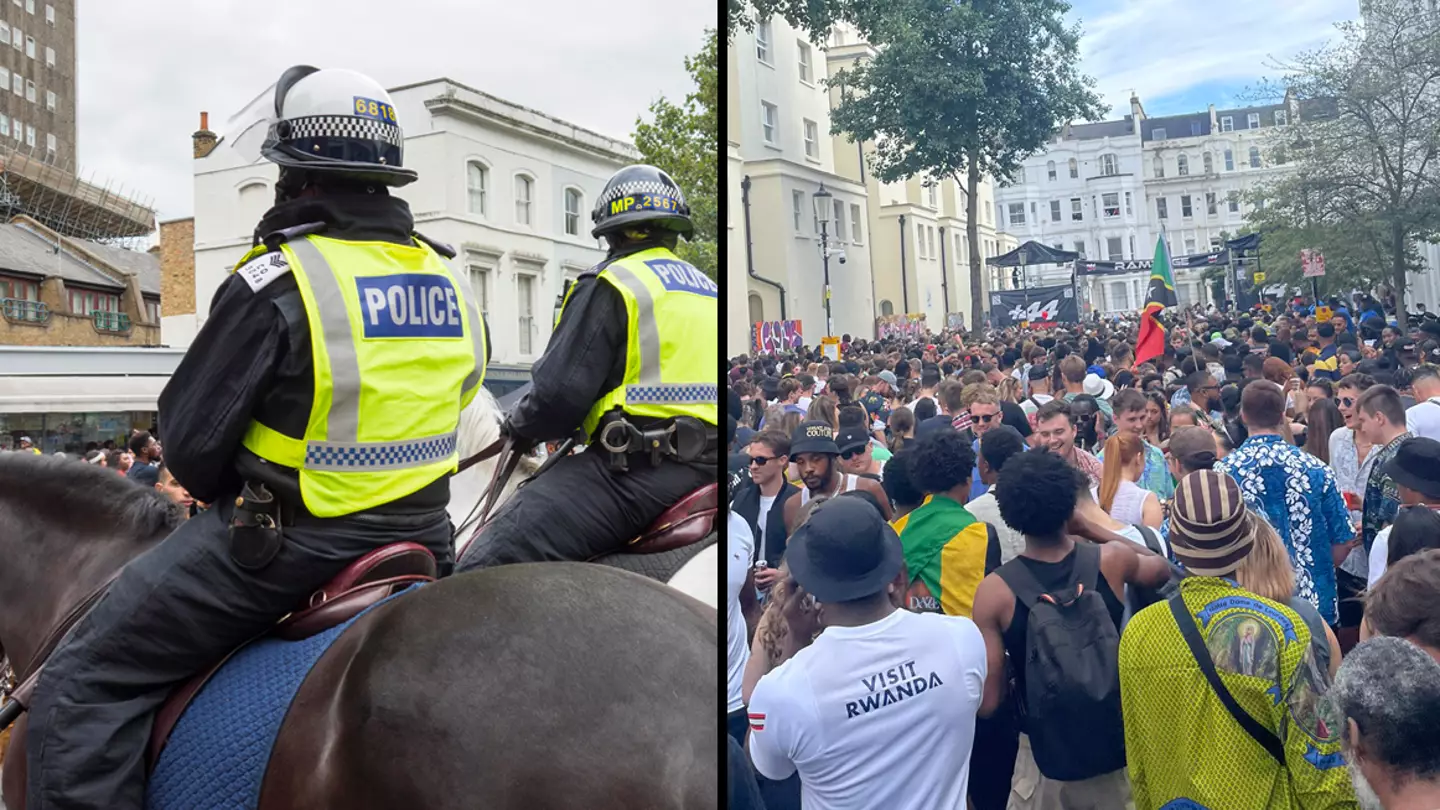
[0,454,717,809]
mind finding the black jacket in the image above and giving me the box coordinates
[729,478,800,566]
[157,192,490,514]
[508,238,708,443]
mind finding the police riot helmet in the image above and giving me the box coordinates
[260,65,417,187]
[591,164,693,240]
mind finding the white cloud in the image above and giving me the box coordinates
[76,0,716,222]
[1070,0,1359,115]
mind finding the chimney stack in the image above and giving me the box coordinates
[192,111,217,159]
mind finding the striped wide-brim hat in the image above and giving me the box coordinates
[1170,470,1254,576]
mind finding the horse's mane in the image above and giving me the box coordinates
[0,452,182,542]
[458,386,504,458]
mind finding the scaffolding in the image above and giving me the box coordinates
[0,140,155,251]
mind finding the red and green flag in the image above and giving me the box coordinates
[1134,233,1178,367]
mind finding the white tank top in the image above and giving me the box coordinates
[799,473,859,506]
[1107,479,1149,527]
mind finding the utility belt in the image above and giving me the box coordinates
[592,413,718,473]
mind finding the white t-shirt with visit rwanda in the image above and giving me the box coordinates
[747,608,986,810]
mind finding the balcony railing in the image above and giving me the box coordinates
[2,297,48,323]
[92,310,131,333]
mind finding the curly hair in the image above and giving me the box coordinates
[995,450,1079,538]
[882,449,926,510]
[910,427,977,495]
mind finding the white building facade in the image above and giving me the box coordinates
[995,94,1314,315]
[176,79,638,369]
[731,15,877,353]
[1140,98,1297,308]
[993,103,1151,315]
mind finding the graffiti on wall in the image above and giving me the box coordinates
[751,320,804,354]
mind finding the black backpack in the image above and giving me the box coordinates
[996,543,1126,781]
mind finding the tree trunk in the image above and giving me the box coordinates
[1392,220,1408,317]
[967,160,983,338]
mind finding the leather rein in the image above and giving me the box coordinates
[456,437,505,475]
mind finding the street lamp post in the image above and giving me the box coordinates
[813,184,834,338]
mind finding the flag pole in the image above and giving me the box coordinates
[1164,225,1195,347]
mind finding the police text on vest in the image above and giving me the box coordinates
[645,260,718,298]
[356,273,465,338]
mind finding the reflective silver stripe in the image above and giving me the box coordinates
[625,383,718,405]
[305,431,458,471]
[603,262,662,385]
[287,238,361,443]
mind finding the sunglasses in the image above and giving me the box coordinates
[840,447,866,460]
[971,412,999,423]
[1339,397,1356,407]
[748,455,778,467]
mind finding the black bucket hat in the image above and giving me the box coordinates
[786,497,903,603]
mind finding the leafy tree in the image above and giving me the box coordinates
[823,0,1103,332]
[1242,175,1409,299]
[633,31,717,279]
[1254,0,1440,313]
[730,0,1101,331]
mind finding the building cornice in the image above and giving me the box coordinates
[422,84,637,165]
[741,160,867,195]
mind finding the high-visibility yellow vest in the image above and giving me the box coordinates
[234,235,487,517]
[558,246,718,439]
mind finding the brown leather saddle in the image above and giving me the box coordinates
[145,542,437,769]
[619,483,718,555]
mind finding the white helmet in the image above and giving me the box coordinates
[260,65,417,187]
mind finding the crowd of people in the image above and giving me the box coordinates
[726,295,1440,810]
[4,429,197,516]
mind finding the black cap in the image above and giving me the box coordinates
[1382,437,1440,499]
[1028,364,1050,381]
[790,420,840,456]
[786,497,904,603]
[836,425,870,454]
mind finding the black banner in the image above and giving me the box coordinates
[989,284,1079,327]
[1075,249,1230,276]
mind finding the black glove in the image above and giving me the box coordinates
[500,416,539,456]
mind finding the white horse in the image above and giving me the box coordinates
[447,387,717,608]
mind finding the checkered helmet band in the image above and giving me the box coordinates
[273,115,404,149]
[591,165,692,236]
[596,177,686,210]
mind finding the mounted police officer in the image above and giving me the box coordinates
[26,65,488,809]
[458,165,718,569]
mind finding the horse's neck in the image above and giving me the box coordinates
[0,543,135,678]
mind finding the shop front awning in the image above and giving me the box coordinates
[0,375,170,414]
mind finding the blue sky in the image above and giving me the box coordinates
[1065,0,1362,118]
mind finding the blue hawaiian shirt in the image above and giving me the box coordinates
[1215,434,1354,624]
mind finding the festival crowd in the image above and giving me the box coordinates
[726,295,1440,810]
[4,429,197,516]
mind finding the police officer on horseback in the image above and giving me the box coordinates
[458,165,718,569]
[24,66,488,809]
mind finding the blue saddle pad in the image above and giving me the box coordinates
[146,585,420,810]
